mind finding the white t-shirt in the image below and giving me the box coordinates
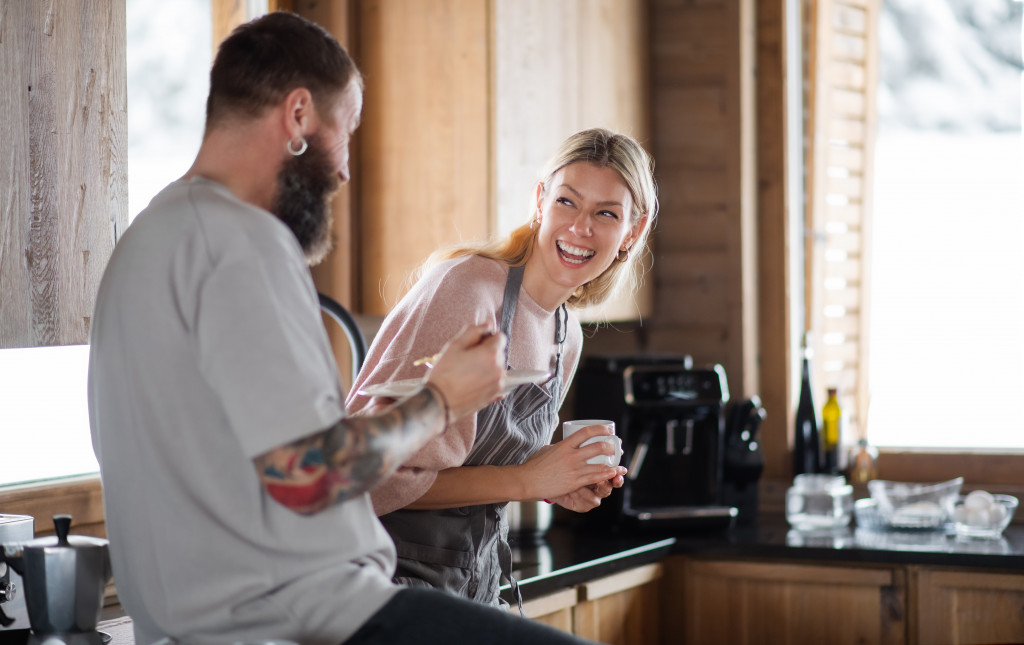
[88,177,398,645]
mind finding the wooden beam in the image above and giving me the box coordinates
[756,0,793,480]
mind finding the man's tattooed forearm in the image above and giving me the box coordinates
[256,387,446,514]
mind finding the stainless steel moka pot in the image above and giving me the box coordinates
[0,515,111,637]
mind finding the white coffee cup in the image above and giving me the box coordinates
[562,419,623,467]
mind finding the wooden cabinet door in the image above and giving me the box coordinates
[573,563,664,645]
[520,587,578,635]
[676,558,906,645]
[915,567,1024,645]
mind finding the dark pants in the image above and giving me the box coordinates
[343,588,596,645]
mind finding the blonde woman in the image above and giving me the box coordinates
[347,127,658,607]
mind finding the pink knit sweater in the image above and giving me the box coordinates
[345,255,583,515]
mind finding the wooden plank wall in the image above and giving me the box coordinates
[356,0,491,315]
[0,0,128,348]
[292,0,362,389]
[646,0,759,397]
[493,0,652,324]
[756,0,794,480]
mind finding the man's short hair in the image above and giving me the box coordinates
[206,12,361,129]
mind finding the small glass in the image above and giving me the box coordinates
[786,474,854,530]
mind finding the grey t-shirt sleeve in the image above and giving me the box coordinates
[190,222,344,459]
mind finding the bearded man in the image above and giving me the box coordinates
[88,11,596,645]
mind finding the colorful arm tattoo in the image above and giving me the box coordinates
[253,386,447,514]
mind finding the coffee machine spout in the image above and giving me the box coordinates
[0,539,26,628]
[0,544,25,578]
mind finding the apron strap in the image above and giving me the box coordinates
[494,264,567,616]
[553,303,567,378]
[497,265,525,614]
[498,533,525,618]
[499,265,525,368]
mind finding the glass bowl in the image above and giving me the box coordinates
[951,493,1018,539]
[866,477,963,529]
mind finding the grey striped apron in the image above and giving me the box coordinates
[380,264,566,608]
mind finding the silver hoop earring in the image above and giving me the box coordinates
[287,137,308,156]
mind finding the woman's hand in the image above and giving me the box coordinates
[547,470,626,513]
[518,425,626,501]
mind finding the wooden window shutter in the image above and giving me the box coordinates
[804,0,880,444]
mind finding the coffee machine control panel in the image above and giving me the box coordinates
[623,364,729,407]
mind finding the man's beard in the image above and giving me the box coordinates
[272,132,339,266]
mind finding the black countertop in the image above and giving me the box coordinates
[502,528,678,603]
[672,517,1024,567]
[7,518,1018,641]
[502,516,1024,604]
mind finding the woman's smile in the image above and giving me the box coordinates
[556,240,596,265]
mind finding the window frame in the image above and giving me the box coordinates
[802,0,1024,492]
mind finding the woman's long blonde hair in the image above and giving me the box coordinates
[417,128,658,308]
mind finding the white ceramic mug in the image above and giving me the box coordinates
[562,419,623,467]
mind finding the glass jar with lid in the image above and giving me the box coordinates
[786,473,854,530]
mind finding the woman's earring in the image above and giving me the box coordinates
[616,247,630,263]
[530,216,540,230]
[287,137,308,156]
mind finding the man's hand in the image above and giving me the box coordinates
[426,325,506,421]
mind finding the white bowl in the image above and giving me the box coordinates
[952,493,1018,539]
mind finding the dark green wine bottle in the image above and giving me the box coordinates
[793,334,820,476]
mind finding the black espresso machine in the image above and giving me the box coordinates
[572,354,743,532]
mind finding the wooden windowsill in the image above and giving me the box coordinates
[877,450,1024,487]
[0,474,105,538]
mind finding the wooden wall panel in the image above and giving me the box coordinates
[0,0,128,348]
[493,0,580,239]
[651,4,733,85]
[654,210,731,251]
[576,0,650,145]
[357,0,490,314]
[298,1,357,307]
[209,2,361,380]
[290,1,363,386]
[648,0,758,393]
[494,0,652,324]
[755,0,792,481]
